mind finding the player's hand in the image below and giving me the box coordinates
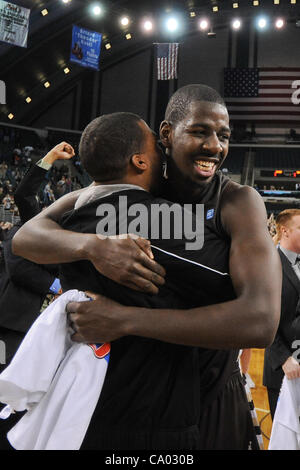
[42,142,75,165]
[85,234,166,295]
[66,291,127,343]
[282,356,300,379]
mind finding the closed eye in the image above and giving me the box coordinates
[189,130,205,136]
[219,134,230,141]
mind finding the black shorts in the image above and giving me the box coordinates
[198,371,261,450]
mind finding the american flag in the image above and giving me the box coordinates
[224,68,300,123]
[156,43,179,80]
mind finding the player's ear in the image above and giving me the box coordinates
[159,121,172,149]
[131,154,148,172]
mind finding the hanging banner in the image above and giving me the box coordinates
[0,1,30,48]
[70,25,102,71]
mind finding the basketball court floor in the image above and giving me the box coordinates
[248,349,272,450]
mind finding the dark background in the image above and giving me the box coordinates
[0,0,299,135]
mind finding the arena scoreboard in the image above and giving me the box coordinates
[260,170,300,178]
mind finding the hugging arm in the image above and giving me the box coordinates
[12,190,166,295]
[67,186,282,349]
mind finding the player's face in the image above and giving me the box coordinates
[168,101,230,185]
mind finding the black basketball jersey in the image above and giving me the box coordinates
[59,172,237,449]
[186,171,240,408]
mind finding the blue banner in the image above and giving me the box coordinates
[70,25,102,71]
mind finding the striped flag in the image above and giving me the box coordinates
[224,68,300,123]
[156,43,179,80]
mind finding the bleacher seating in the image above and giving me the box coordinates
[223,147,245,174]
[46,128,81,153]
[0,204,20,224]
[254,148,300,169]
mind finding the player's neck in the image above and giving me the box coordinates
[93,176,148,191]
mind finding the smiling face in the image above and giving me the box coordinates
[161,100,231,187]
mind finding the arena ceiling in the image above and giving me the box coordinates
[0,0,300,126]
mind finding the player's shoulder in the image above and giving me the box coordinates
[222,181,263,209]
[220,182,267,236]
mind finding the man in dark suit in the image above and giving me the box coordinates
[0,141,75,365]
[263,209,300,420]
[0,142,74,449]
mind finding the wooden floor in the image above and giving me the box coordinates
[248,348,272,450]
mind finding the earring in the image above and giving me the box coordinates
[163,161,168,179]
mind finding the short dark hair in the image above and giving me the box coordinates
[79,112,145,181]
[165,84,226,125]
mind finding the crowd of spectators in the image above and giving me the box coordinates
[0,127,90,226]
[0,147,85,220]
[0,125,93,263]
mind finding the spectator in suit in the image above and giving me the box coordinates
[0,142,74,449]
[263,209,300,420]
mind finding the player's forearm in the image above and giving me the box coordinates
[125,295,279,349]
[12,217,93,265]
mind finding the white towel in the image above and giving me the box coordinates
[269,376,300,450]
[0,290,110,450]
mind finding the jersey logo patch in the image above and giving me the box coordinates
[88,342,111,360]
[206,209,214,220]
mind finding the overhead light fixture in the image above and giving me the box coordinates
[125,33,132,39]
[253,0,259,5]
[64,67,70,74]
[190,11,196,17]
[143,20,153,31]
[257,17,267,28]
[291,0,297,4]
[274,0,280,4]
[166,17,179,32]
[41,9,48,16]
[105,42,111,49]
[62,0,71,3]
[275,18,284,28]
[44,81,50,88]
[120,16,129,26]
[233,2,239,7]
[212,6,219,12]
[25,96,31,103]
[232,19,241,30]
[8,113,14,120]
[92,4,102,16]
[199,19,209,30]
[207,30,216,37]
